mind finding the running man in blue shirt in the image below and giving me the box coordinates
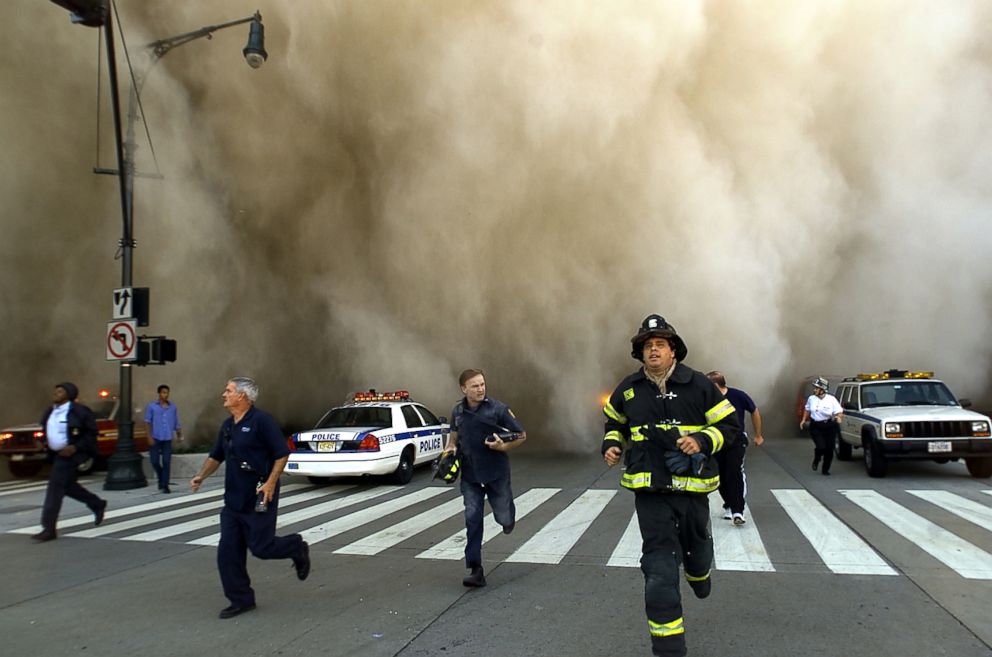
[144,384,183,493]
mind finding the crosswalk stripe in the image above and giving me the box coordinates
[710,503,776,572]
[606,513,642,568]
[187,485,388,547]
[0,477,98,498]
[94,486,349,541]
[907,490,992,533]
[505,489,616,565]
[416,488,560,561]
[334,496,466,556]
[300,487,451,545]
[773,489,895,575]
[841,489,992,579]
[8,487,228,535]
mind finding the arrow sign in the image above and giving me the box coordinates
[113,287,133,319]
[106,320,138,361]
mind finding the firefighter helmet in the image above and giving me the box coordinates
[813,376,829,391]
[630,314,688,362]
[432,450,460,484]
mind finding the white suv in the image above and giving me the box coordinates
[834,370,992,478]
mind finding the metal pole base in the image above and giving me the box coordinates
[104,452,147,490]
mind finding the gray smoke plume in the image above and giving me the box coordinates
[2,1,992,449]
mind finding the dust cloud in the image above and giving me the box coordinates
[2,1,991,450]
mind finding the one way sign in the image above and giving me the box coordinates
[112,287,149,325]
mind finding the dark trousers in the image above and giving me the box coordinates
[460,474,515,568]
[41,455,103,533]
[809,421,838,473]
[217,503,304,607]
[635,493,713,657]
[715,437,747,514]
[148,439,172,489]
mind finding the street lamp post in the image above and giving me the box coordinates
[46,2,267,490]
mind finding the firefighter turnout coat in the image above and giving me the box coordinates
[603,363,738,493]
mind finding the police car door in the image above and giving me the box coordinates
[411,404,446,464]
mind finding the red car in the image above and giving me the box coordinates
[0,389,150,477]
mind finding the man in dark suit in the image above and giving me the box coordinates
[33,382,107,541]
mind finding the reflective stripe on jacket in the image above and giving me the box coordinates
[602,363,739,494]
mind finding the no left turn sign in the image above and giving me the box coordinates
[106,320,138,361]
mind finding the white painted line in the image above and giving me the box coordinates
[908,490,992,534]
[505,489,616,565]
[188,485,392,547]
[710,501,776,572]
[334,494,464,555]
[0,483,49,497]
[417,488,560,561]
[606,512,641,568]
[72,485,348,539]
[0,476,99,497]
[8,487,227,535]
[300,487,449,545]
[842,489,992,580]
[773,489,894,575]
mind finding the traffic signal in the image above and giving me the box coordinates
[134,337,177,366]
[151,338,177,363]
[48,0,108,27]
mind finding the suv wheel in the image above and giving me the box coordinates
[862,432,888,478]
[835,439,853,461]
[391,447,414,485]
[965,457,992,479]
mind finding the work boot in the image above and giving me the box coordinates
[462,566,486,588]
[293,541,311,581]
[94,500,107,526]
[688,577,711,599]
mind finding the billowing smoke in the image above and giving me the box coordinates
[3,1,991,449]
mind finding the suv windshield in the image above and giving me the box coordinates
[861,381,957,408]
[314,406,391,429]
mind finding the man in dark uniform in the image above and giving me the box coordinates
[602,315,738,657]
[190,377,311,619]
[442,369,526,588]
[32,382,106,541]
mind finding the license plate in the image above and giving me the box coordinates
[927,441,952,453]
[317,442,338,453]
[287,462,298,470]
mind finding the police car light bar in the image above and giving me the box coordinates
[352,389,411,402]
[856,370,934,381]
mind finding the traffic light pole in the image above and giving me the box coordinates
[102,7,145,490]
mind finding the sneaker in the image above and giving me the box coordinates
[722,508,732,520]
[732,513,746,525]
[688,577,711,599]
[462,566,486,588]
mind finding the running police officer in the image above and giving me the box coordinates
[443,369,526,588]
[190,377,311,619]
[800,376,843,475]
[602,315,738,657]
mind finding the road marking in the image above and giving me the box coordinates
[0,476,99,498]
[606,513,642,568]
[8,487,229,534]
[842,489,992,580]
[300,487,449,545]
[79,486,348,540]
[505,489,616,565]
[908,490,992,533]
[709,502,776,572]
[417,487,560,561]
[188,485,395,546]
[335,495,466,555]
[773,489,895,575]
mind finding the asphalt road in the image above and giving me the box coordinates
[1,434,990,657]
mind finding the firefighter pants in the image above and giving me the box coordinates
[635,492,713,657]
[809,420,838,474]
[715,435,747,515]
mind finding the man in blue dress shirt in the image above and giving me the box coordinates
[144,384,183,493]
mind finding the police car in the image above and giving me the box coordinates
[833,370,992,478]
[285,390,449,485]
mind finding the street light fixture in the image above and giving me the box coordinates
[48,2,268,490]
